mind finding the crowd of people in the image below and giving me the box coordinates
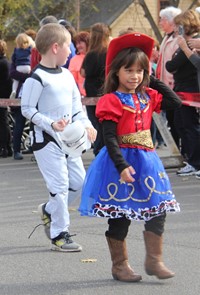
[0,4,200,283]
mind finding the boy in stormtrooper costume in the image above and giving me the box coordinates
[21,23,96,252]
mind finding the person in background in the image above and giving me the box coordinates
[118,27,134,36]
[10,33,32,99]
[9,60,30,160]
[30,15,58,70]
[81,22,110,156]
[25,29,37,47]
[21,23,96,252]
[150,40,164,147]
[58,19,77,69]
[156,6,182,150]
[176,34,200,181]
[0,40,13,158]
[68,31,90,97]
[166,9,200,176]
[150,40,160,76]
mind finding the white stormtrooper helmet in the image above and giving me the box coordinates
[60,120,91,157]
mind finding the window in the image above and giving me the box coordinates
[160,1,171,10]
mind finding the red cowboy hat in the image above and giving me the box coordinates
[106,32,154,76]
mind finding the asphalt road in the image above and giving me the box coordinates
[0,149,200,295]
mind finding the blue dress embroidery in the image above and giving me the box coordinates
[114,91,149,110]
[79,91,180,221]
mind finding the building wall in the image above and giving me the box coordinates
[110,0,195,40]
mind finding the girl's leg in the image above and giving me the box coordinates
[105,217,142,282]
[143,212,175,279]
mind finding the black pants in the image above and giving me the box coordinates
[0,108,12,150]
[105,212,166,241]
[12,107,26,153]
[174,105,200,169]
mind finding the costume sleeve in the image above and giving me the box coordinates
[145,88,162,113]
[96,93,123,123]
[21,77,52,139]
[150,75,182,110]
[102,120,130,174]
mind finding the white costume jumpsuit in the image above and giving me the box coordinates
[21,64,92,239]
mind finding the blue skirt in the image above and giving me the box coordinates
[79,147,180,221]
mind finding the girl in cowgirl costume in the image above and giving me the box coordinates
[79,33,181,282]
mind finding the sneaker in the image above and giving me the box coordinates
[38,203,51,239]
[195,170,200,179]
[14,152,23,160]
[51,232,82,252]
[177,163,197,176]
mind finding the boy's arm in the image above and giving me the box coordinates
[21,77,54,135]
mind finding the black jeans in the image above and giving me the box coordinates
[12,107,26,153]
[0,107,12,150]
[174,105,200,169]
[105,213,166,241]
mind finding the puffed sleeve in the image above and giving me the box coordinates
[96,93,123,122]
[146,88,162,113]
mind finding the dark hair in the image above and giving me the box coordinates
[104,47,150,94]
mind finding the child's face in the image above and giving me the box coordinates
[117,63,144,93]
[56,37,71,66]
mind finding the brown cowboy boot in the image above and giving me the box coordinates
[106,236,142,282]
[143,231,175,279]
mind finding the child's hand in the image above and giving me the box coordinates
[120,166,136,183]
[86,126,97,143]
[51,119,69,132]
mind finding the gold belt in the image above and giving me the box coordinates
[118,129,154,149]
